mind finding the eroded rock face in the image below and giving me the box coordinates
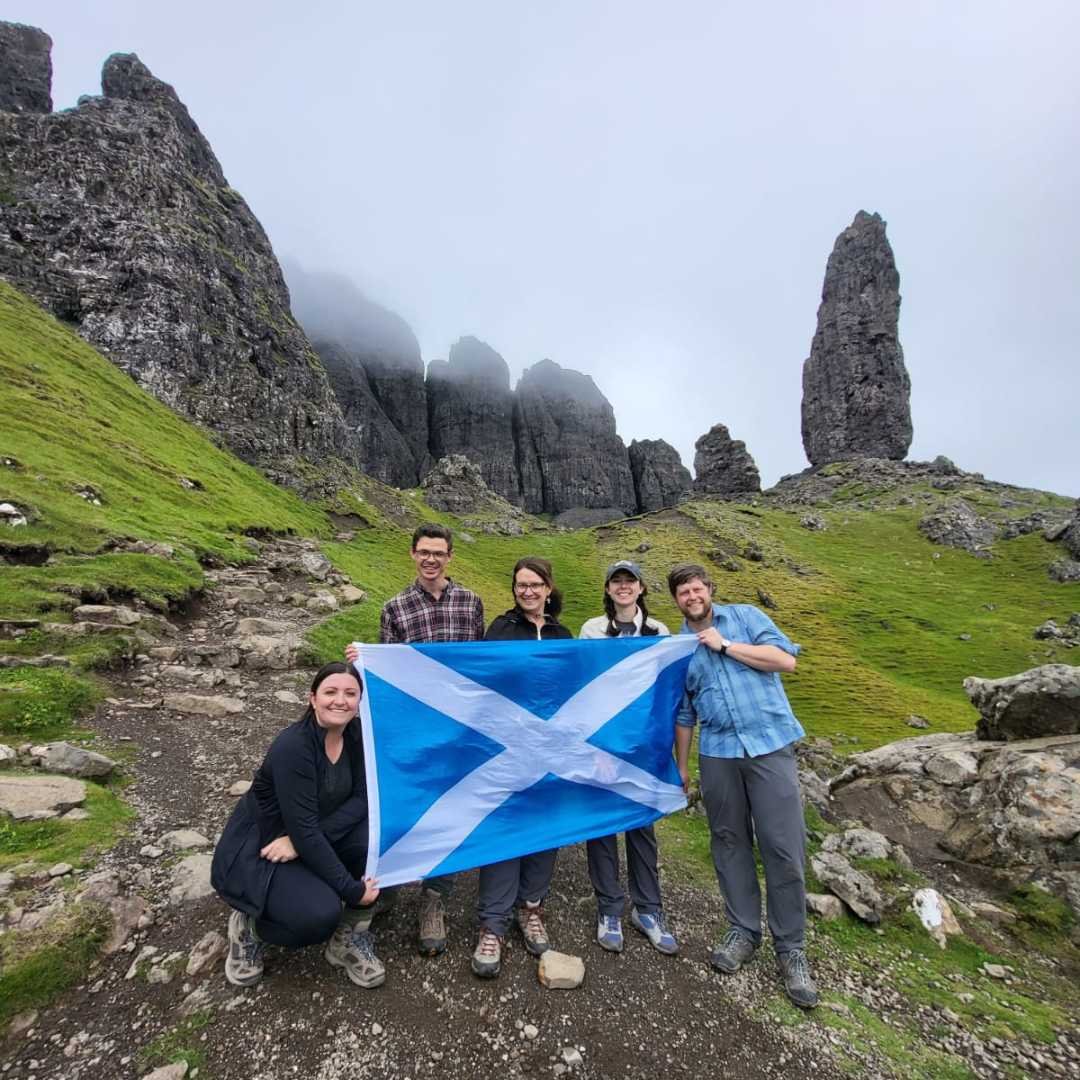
[692,424,761,495]
[965,664,1080,741]
[0,22,51,114]
[629,439,691,512]
[513,359,636,516]
[427,337,520,503]
[801,211,913,466]
[0,35,353,481]
[832,730,1080,875]
[420,454,524,521]
[1061,504,1080,560]
[918,499,998,555]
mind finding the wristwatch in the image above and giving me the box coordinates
[719,637,729,656]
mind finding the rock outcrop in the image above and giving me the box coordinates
[918,499,998,555]
[426,337,520,503]
[513,359,637,516]
[629,439,692,512]
[964,664,1080,741]
[692,424,761,495]
[420,454,524,524]
[0,22,51,114]
[1061,503,1080,560]
[286,264,428,484]
[0,34,354,480]
[801,211,913,466]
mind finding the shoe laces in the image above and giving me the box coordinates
[720,928,748,951]
[784,949,810,981]
[653,911,671,936]
[522,904,546,937]
[350,928,378,962]
[600,915,621,934]
[239,929,264,967]
[477,930,501,958]
[420,894,445,936]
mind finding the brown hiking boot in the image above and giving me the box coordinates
[418,887,447,956]
[516,900,550,956]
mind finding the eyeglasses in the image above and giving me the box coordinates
[514,581,547,594]
[414,549,449,560]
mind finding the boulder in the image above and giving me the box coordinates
[164,693,243,717]
[911,888,962,949]
[235,617,291,637]
[965,664,1080,741]
[29,741,116,779]
[822,827,891,861]
[810,851,884,923]
[1060,504,1080,560]
[236,633,300,671]
[426,337,521,503]
[537,950,585,989]
[513,359,637,516]
[806,893,845,920]
[186,930,227,976]
[168,853,214,904]
[628,439,692,512]
[298,551,332,580]
[801,210,912,465]
[919,500,998,555]
[0,774,86,820]
[160,829,210,851]
[692,424,761,495]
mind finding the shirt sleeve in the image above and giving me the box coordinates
[470,596,485,642]
[379,602,401,645]
[675,687,697,729]
[743,606,800,656]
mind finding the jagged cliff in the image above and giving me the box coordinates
[0,30,354,481]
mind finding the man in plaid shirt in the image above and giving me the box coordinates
[378,523,484,956]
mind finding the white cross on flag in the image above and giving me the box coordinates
[351,635,695,886]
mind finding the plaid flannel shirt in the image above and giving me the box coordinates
[379,578,485,644]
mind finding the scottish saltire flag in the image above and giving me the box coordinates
[351,635,696,887]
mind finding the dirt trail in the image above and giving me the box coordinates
[2,540,855,1080]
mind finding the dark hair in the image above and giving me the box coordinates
[512,556,563,619]
[602,576,659,637]
[412,523,453,552]
[302,661,363,723]
[667,562,713,597]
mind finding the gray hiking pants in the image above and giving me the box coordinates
[586,825,662,917]
[698,743,806,954]
[477,849,558,936]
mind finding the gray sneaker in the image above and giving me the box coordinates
[325,922,386,988]
[710,928,757,974]
[225,909,264,987]
[516,900,551,956]
[777,948,819,1009]
[471,928,503,978]
[418,887,447,956]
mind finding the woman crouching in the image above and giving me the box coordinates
[211,662,381,988]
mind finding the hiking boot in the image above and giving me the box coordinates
[471,928,503,978]
[596,914,624,952]
[516,900,550,956]
[710,928,757,974]
[225,909,264,987]
[777,948,819,1009]
[631,908,679,955]
[325,921,386,988]
[418,887,447,956]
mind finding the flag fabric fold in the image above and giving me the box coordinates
[352,635,695,887]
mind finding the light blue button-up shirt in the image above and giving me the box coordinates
[675,603,804,759]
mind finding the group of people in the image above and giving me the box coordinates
[210,523,819,1009]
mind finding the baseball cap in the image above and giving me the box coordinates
[604,560,644,584]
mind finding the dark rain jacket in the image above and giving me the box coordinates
[485,608,574,641]
[210,712,369,915]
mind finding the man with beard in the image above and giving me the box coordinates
[667,563,818,1009]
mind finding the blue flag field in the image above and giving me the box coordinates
[351,635,696,887]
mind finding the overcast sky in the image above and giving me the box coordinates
[15,1,1079,495]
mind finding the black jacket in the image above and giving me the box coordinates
[485,608,574,641]
[211,712,368,914]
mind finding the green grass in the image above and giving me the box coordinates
[138,1011,213,1073]
[0,781,135,870]
[0,904,110,1030]
[0,667,103,740]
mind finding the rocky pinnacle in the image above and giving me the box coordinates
[801,210,913,466]
[693,424,761,495]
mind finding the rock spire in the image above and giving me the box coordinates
[693,424,761,494]
[801,210,912,466]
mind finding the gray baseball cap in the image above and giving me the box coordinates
[604,560,644,584]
